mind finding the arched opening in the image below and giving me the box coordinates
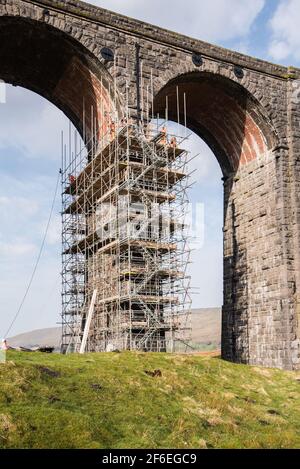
[0,16,119,342]
[154,72,276,175]
[154,71,277,357]
[0,16,121,143]
[0,84,72,338]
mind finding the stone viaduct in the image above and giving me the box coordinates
[1,0,300,369]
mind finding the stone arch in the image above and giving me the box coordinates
[0,15,122,142]
[153,71,279,176]
[154,71,282,366]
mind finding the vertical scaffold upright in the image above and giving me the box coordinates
[61,109,192,353]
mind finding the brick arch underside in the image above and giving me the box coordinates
[0,16,117,142]
[154,73,275,175]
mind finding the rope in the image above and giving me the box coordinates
[4,170,61,338]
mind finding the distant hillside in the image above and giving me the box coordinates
[8,327,61,349]
[0,350,299,449]
[191,308,221,347]
[8,308,222,350]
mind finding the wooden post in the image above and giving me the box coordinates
[79,289,97,354]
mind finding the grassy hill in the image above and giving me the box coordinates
[0,351,299,449]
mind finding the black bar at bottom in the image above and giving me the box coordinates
[0,449,296,467]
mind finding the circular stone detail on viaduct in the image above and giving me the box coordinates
[234,66,244,79]
[101,47,115,62]
[192,53,203,67]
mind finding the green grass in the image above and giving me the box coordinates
[0,351,299,449]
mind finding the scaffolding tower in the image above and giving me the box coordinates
[61,119,192,353]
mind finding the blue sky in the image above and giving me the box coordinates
[1,0,300,337]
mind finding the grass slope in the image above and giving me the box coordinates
[0,351,299,449]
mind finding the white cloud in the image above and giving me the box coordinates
[268,0,300,61]
[188,242,223,308]
[0,188,61,336]
[0,196,39,217]
[0,240,36,258]
[0,86,63,336]
[90,0,265,43]
[44,214,61,246]
[0,175,58,238]
[0,85,71,161]
[162,121,223,185]
[232,41,251,56]
[0,259,61,337]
